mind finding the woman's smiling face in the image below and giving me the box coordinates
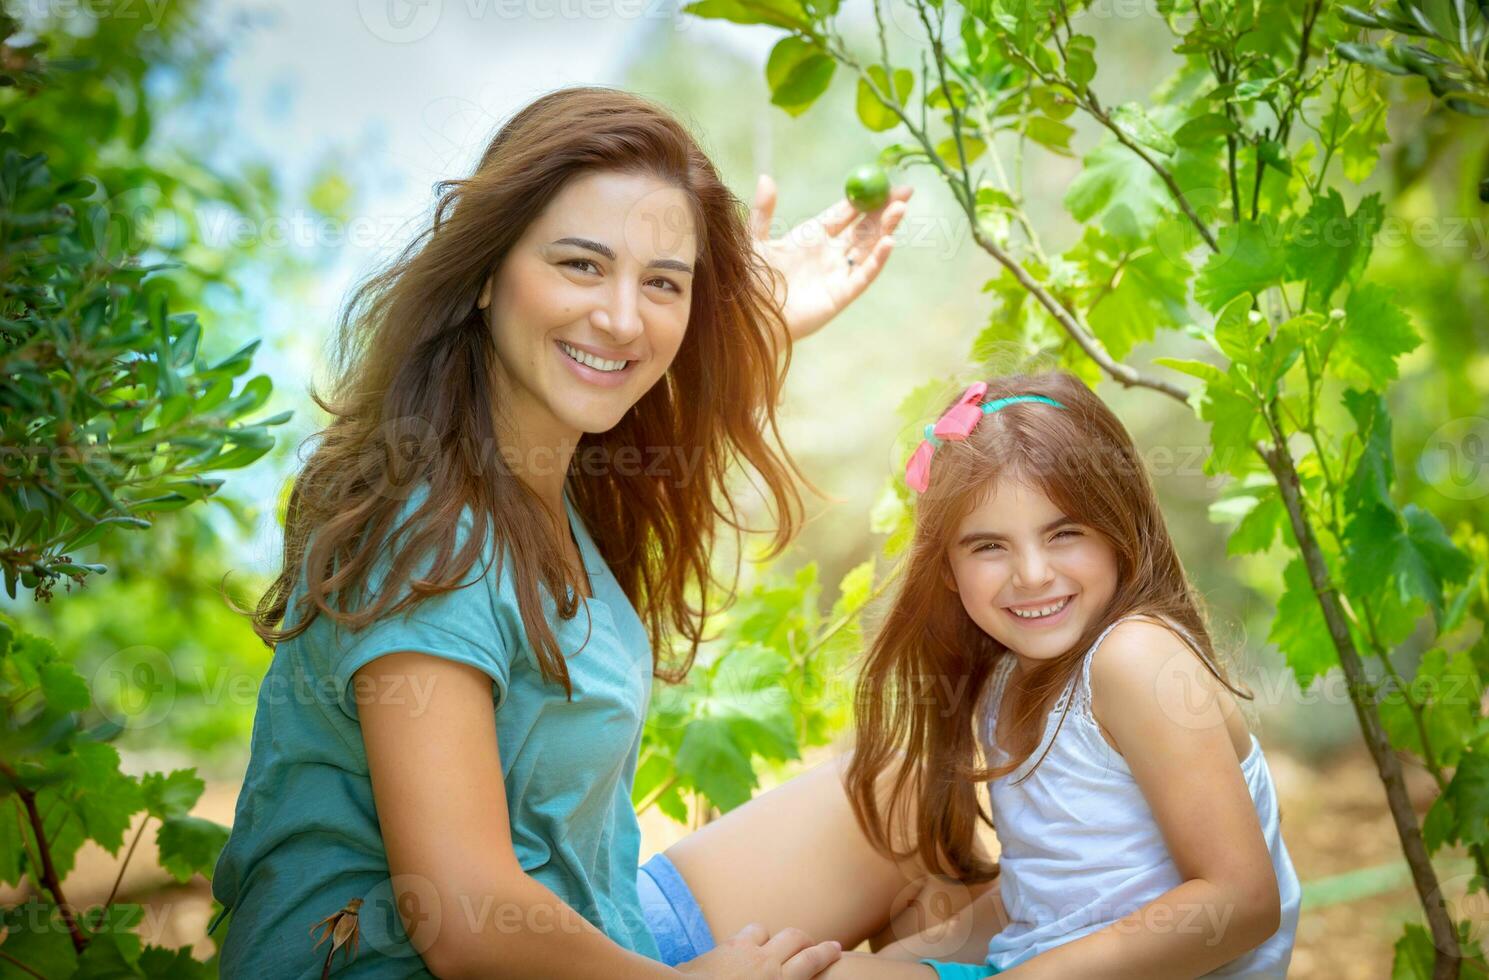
[478,169,698,442]
[945,475,1120,671]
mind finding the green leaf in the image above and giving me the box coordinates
[136,944,215,978]
[1022,116,1075,155]
[1196,367,1264,477]
[1269,556,1338,688]
[156,815,231,882]
[1110,102,1176,155]
[1284,190,1384,308]
[1425,749,1489,851]
[1064,140,1170,248]
[1209,475,1289,555]
[766,37,836,117]
[1256,138,1292,176]
[37,659,92,714]
[1071,229,1192,359]
[1334,283,1421,387]
[1153,356,1227,386]
[1065,34,1096,88]
[1211,292,1267,362]
[1337,42,1415,76]
[936,134,988,165]
[1195,218,1286,313]
[856,66,913,132]
[1342,387,1394,512]
[674,717,758,812]
[1173,112,1238,146]
[70,741,145,854]
[1344,503,1473,623]
[1390,924,1437,979]
[1338,82,1390,184]
[141,769,205,821]
[683,0,810,29]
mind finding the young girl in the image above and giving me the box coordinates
[837,370,1302,979]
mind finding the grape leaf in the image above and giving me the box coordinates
[1335,283,1421,387]
[156,815,230,883]
[1196,217,1286,312]
[1269,556,1339,688]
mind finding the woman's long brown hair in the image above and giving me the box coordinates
[845,370,1251,883]
[244,86,807,693]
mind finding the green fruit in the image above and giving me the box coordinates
[844,163,891,213]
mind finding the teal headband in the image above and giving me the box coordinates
[919,394,1068,448]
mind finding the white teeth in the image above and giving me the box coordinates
[1009,595,1071,619]
[559,341,628,372]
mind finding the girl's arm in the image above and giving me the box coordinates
[993,622,1283,980]
[356,652,842,980]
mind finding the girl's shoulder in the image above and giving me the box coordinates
[1085,612,1254,763]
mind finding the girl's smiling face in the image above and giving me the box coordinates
[945,476,1120,672]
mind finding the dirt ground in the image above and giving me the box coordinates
[3,739,1482,978]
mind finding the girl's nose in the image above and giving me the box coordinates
[1012,550,1054,589]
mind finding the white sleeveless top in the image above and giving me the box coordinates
[981,613,1301,977]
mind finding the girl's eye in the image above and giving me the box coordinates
[972,529,1079,553]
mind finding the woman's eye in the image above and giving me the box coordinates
[647,277,681,293]
[1053,528,1081,540]
[562,259,599,274]
[974,542,1002,553]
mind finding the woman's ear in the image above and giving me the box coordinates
[477,272,494,311]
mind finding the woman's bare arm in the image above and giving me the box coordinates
[872,875,1008,964]
[357,651,843,980]
[357,651,679,980]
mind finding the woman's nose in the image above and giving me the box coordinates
[589,282,643,343]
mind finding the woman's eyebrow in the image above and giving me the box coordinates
[550,237,694,275]
[957,515,1074,546]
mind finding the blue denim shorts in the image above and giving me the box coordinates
[637,852,998,976]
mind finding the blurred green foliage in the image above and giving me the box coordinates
[1,1,293,974]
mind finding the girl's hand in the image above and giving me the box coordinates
[676,922,843,979]
[750,173,912,343]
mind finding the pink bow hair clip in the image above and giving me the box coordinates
[903,384,1068,493]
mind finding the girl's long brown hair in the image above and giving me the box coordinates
[845,370,1251,882]
[246,86,806,693]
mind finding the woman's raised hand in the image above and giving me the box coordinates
[676,922,843,979]
[750,173,912,344]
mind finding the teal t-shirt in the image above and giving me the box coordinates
[209,482,660,977]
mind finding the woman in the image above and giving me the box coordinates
[210,86,982,979]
